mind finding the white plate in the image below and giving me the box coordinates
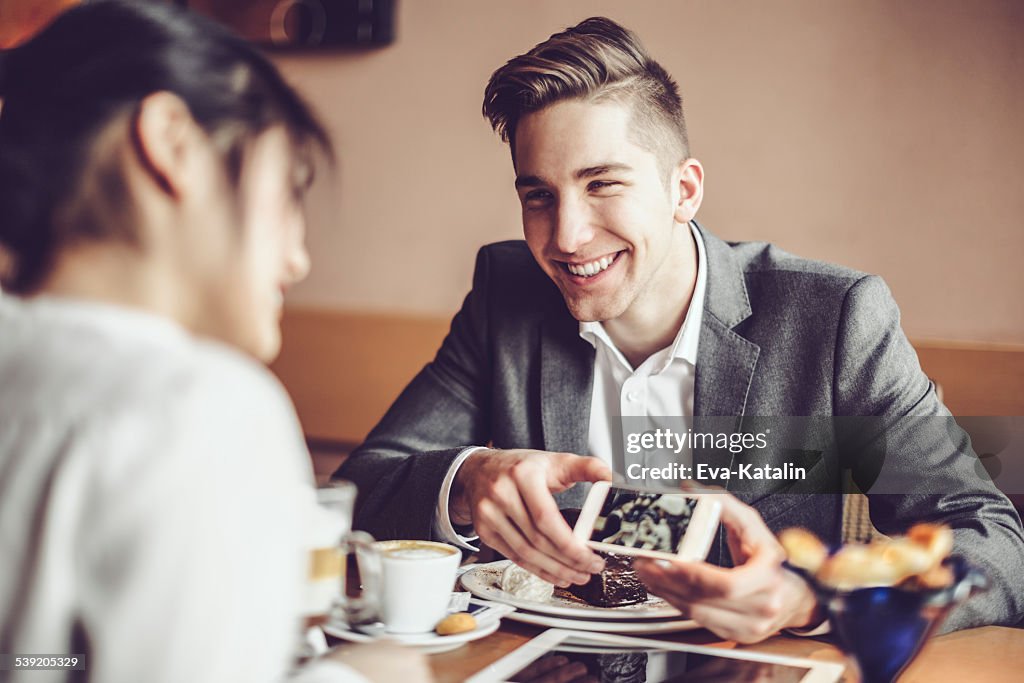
[459,560,681,620]
[322,617,501,655]
[505,609,699,634]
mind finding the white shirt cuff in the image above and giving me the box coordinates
[433,446,485,551]
[785,617,831,637]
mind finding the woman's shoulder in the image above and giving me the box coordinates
[0,296,301,445]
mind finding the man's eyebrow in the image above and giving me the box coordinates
[514,174,546,189]
[576,163,633,179]
[514,163,634,189]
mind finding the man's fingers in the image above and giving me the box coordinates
[687,602,781,644]
[490,473,599,579]
[513,463,605,574]
[715,493,778,547]
[635,552,780,602]
[504,498,596,581]
[465,450,610,584]
[636,564,785,621]
[633,565,781,642]
[480,530,573,587]
[476,498,590,586]
[635,558,736,601]
[634,559,707,604]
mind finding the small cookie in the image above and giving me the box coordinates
[435,612,476,635]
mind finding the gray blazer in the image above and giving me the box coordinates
[336,223,1024,630]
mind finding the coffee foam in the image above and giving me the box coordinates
[376,540,459,560]
[386,547,450,559]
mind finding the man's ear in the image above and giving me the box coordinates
[131,91,199,199]
[673,157,705,224]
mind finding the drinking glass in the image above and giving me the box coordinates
[306,481,381,626]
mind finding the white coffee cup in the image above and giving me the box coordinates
[373,540,461,634]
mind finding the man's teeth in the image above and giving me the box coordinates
[567,254,616,277]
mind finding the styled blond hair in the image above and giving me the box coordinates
[482,17,689,170]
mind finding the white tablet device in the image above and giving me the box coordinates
[467,629,844,683]
[573,482,721,561]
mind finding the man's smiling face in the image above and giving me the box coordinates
[513,99,687,324]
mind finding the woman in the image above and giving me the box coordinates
[0,2,427,681]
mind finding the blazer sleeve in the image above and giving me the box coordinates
[333,247,495,541]
[834,275,1024,631]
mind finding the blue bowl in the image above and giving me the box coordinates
[789,556,987,683]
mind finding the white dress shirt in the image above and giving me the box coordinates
[435,224,707,548]
[0,296,364,683]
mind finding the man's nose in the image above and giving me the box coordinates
[554,195,595,255]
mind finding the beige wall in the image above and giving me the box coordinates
[274,0,1024,344]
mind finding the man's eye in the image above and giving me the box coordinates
[588,180,619,192]
[524,190,553,204]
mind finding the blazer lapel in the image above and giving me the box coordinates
[694,318,759,421]
[692,223,761,484]
[540,311,595,456]
[691,224,761,567]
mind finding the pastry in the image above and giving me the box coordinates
[564,552,648,607]
[782,523,955,591]
[499,562,554,602]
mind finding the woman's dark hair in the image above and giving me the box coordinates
[0,0,332,294]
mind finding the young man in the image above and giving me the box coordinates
[337,17,1024,642]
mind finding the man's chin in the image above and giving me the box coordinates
[563,298,624,324]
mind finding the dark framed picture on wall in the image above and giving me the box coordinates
[182,0,396,48]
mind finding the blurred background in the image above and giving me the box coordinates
[275,0,1024,341]
[2,1,1022,464]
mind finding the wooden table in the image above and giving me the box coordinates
[426,621,1024,682]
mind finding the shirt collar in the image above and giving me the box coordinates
[579,222,707,369]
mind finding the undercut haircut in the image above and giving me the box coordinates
[482,17,689,172]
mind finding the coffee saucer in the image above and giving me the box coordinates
[323,617,501,654]
[322,599,514,654]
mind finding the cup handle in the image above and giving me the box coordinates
[336,530,381,625]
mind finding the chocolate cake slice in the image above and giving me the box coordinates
[556,507,648,607]
[567,551,648,607]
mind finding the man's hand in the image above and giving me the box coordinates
[633,492,820,644]
[451,448,611,587]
